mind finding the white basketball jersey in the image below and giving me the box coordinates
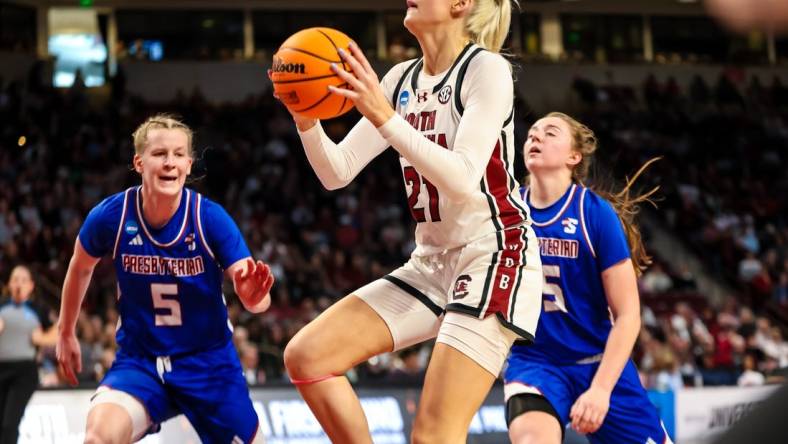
[384,44,529,256]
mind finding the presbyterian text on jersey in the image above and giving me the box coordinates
[121,254,205,277]
[538,237,579,259]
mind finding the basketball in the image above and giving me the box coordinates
[271,27,356,120]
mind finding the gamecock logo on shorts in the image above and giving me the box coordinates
[453,274,472,300]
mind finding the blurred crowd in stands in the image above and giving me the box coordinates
[0,61,786,391]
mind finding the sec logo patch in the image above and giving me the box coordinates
[438,85,452,105]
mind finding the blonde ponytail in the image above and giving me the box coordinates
[465,0,516,53]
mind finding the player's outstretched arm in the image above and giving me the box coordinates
[56,238,100,386]
[570,258,641,434]
[229,258,274,314]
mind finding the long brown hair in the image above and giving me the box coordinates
[535,112,660,275]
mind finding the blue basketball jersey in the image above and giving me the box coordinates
[79,186,251,357]
[510,184,631,364]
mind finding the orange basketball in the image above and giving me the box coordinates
[271,28,356,120]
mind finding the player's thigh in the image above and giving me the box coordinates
[411,342,496,444]
[588,361,671,444]
[283,293,396,378]
[174,373,259,443]
[88,387,153,443]
[168,342,260,443]
[504,357,575,427]
[99,353,171,426]
[285,271,443,378]
[178,390,260,444]
[412,313,516,441]
[355,265,445,351]
[507,394,563,444]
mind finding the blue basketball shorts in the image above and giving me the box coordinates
[505,357,671,444]
[100,340,260,443]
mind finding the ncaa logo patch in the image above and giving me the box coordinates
[453,274,472,300]
[399,91,410,107]
[124,221,139,235]
[438,85,452,104]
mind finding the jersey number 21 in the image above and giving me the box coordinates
[403,166,441,222]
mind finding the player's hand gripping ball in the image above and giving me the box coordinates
[271,27,356,120]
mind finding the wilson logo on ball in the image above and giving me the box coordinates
[272,60,306,74]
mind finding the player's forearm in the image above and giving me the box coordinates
[298,120,386,190]
[377,114,489,201]
[591,313,641,393]
[58,260,94,335]
[299,123,351,189]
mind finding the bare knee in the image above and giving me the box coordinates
[84,430,110,444]
[508,413,562,444]
[410,425,437,444]
[84,423,123,444]
[411,429,462,444]
[85,404,133,444]
[283,333,316,379]
[284,330,348,381]
[509,429,560,444]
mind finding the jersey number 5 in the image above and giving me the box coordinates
[403,166,441,222]
[151,283,182,326]
[542,265,568,313]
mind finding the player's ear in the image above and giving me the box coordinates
[133,153,143,173]
[451,0,473,16]
[567,150,582,167]
[186,157,193,176]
